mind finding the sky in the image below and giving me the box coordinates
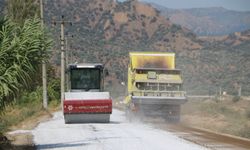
[120,0,250,11]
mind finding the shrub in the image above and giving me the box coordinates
[0,122,6,133]
[246,109,250,119]
[48,78,60,102]
[213,95,219,103]
[238,125,250,138]
[170,24,181,33]
[232,96,241,103]
[18,87,42,106]
[0,93,43,133]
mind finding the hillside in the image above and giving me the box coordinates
[180,29,250,95]
[0,1,249,96]
[44,0,202,86]
[44,0,202,51]
[151,4,250,36]
[41,0,250,96]
[0,0,5,16]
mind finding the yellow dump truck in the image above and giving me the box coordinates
[125,52,187,122]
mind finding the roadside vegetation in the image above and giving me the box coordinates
[0,0,59,140]
[0,82,60,134]
[0,17,51,110]
[182,96,250,138]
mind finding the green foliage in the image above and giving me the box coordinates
[0,97,43,133]
[48,78,60,102]
[0,17,52,111]
[0,82,60,133]
[18,87,43,106]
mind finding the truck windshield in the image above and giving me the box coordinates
[70,68,101,90]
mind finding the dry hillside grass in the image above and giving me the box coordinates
[181,96,250,138]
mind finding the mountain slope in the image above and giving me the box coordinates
[151,3,250,36]
[43,0,250,96]
[0,0,249,95]
[0,0,204,95]
[0,0,5,16]
[44,0,202,82]
[45,0,202,51]
[179,29,250,95]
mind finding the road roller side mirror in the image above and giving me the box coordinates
[104,69,109,77]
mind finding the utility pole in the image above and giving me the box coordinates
[238,85,242,97]
[65,35,73,66]
[65,36,68,91]
[65,37,68,67]
[64,35,74,91]
[52,16,72,106]
[60,18,65,106]
[219,86,222,101]
[40,0,48,109]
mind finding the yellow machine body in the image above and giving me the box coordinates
[125,52,187,122]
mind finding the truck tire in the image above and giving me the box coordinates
[164,105,180,123]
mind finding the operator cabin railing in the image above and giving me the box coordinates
[130,68,185,97]
[132,90,186,97]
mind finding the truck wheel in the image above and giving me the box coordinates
[125,108,141,123]
[165,105,180,123]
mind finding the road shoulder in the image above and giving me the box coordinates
[0,110,53,150]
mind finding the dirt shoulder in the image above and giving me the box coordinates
[0,109,53,150]
[181,96,250,139]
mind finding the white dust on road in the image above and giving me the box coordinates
[31,109,207,150]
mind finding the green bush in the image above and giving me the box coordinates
[48,78,60,102]
[18,87,42,106]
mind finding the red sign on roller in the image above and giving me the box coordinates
[64,99,112,114]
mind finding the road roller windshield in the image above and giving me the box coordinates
[70,68,101,90]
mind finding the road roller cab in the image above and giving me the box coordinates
[63,63,112,123]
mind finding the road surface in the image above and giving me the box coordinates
[31,109,207,150]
